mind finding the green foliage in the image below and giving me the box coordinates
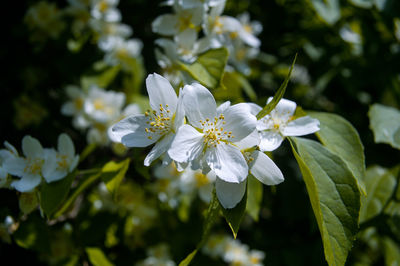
[39,171,76,219]
[81,65,121,90]
[290,137,361,266]
[86,247,114,266]
[178,48,229,89]
[246,175,263,221]
[382,237,400,266]
[221,187,248,239]
[369,104,400,150]
[256,54,297,120]
[101,158,130,200]
[19,192,38,215]
[309,112,366,194]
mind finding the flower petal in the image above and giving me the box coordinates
[216,177,246,209]
[144,132,175,166]
[112,115,160,147]
[152,14,179,36]
[22,136,43,158]
[183,83,217,128]
[146,73,178,112]
[3,157,26,177]
[235,129,260,151]
[269,97,296,121]
[168,125,205,163]
[206,143,248,183]
[217,101,231,115]
[173,88,186,132]
[58,134,75,158]
[11,173,41,192]
[258,131,284,151]
[222,103,257,141]
[282,116,320,136]
[249,151,284,185]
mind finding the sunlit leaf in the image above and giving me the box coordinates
[256,53,297,120]
[86,247,114,266]
[309,112,366,195]
[101,158,130,200]
[221,187,247,239]
[179,250,198,266]
[178,48,229,89]
[290,137,361,266]
[369,104,400,150]
[246,175,263,221]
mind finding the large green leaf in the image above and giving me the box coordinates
[221,187,247,239]
[256,53,297,120]
[178,190,221,266]
[101,158,130,200]
[360,166,396,223]
[290,137,361,266]
[368,104,400,150]
[309,112,366,195]
[86,247,114,266]
[178,48,228,89]
[39,171,76,219]
[246,175,263,221]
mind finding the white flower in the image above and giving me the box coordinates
[84,86,125,123]
[179,166,216,203]
[61,85,90,130]
[152,3,204,36]
[236,12,262,48]
[223,239,250,265]
[111,73,185,166]
[256,97,320,151]
[227,39,259,76]
[90,0,121,22]
[42,134,79,183]
[168,83,256,187]
[3,136,47,192]
[247,250,265,266]
[103,37,143,67]
[0,142,19,187]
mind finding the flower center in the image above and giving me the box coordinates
[144,104,172,139]
[243,24,253,33]
[201,114,234,147]
[57,154,69,170]
[98,1,109,13]
[194,172,210,188]
[24,158,44,175]
[243,151,254,164]
[179,13,195,32]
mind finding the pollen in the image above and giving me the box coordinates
[202,114,235,147]
[143,104,173,137]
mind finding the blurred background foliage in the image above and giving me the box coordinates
[1,0,400,265]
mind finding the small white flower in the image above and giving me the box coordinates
[0,142,19,187]
[3,136,47,192]
[236,12,262,48]
[103,37,143,67]
[111,73,185,166]
[179,166,216,203]
[223,239,250,265]
[247,250,265,266]
[61,85,90,130]
[90,0,121,22]
[256,97,320,151]
[84,86,125,123]
[42,134,79,183]
[168,83,256,187]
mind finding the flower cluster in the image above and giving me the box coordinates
[0,134,79,192]
[61,85,141,145]
[203,234,265,266]
[111,73,320,208]
[153,0,262,86]
[136,243,176,266]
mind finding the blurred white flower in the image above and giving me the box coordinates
[91,0,121,22]
[0,142,19,187]
[102,37,143,67]
[61,85,90,130]
[256,98,320,151]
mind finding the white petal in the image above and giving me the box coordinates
[245,103,262,116]
[122,103,141,117]
[183,83,217,128]
[146,73,178,112]
[249,151,284,185]
[144,132,175,166]
[112,115,159,147]
[239,31,261,47]
[258,131,284,151]
[168,125,205,163]
[206,143,248,183]
[58,134,75,158]
[175,28,197,50]
[44,169,67,183]
[4,141,18,156]
[222,104,257,141]
[216,177,246,209]
[282,116,320,136]
[173,88,186,132]
[11,173,41,192]
[217,101,231,115]
[235,129,260,150]
[22,136,43,158]
[61,102,76,116]
[69,155,80,172]
[3,157,26,177]
[269,97,297,120]
[152,14,179,35]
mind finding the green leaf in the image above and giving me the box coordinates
[101,158,130,200]
[39,171,76,219]
[382,237,400,266]
[309,0,341,25]
[86,247,114,266]
[178,190,221,266]
[369,104,400,150]
[246,175,263,221]
[221,186,247,239]
[81,65,121,90]
[256,53,297,120]
[289,137,361,266]
[19,192,38,215]
[220,71,256,101]
[178,48,229,89]
[360,166,396,223]
[309,112,366,195]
